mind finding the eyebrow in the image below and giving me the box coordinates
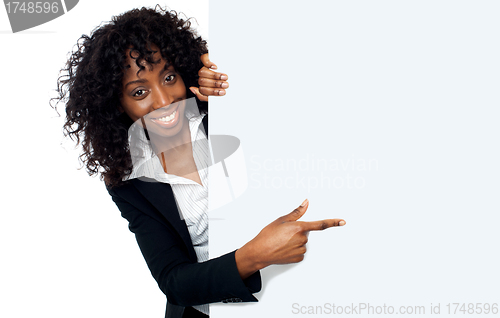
[124,78,146,89]
[124,62,173,89]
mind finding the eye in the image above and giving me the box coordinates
[133,89,147,97]
[165,74,176,83]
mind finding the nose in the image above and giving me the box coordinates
[152,86,175,110]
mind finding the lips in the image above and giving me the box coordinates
[151,103,179,120]
[154,110,177,122]
[149,103,181,128]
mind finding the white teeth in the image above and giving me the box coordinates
[157,110,176,122]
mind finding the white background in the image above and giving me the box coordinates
[1,1,500,318]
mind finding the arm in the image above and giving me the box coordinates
[108,187,261,307]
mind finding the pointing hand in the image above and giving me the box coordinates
[235,199,346,279]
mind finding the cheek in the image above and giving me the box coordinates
[176,78,187,98]
[121,100,151,121]
[179,86,187,99]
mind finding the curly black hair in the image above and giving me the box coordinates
[52,6,208,188]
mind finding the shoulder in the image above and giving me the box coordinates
[105,179,134,198]
[105,177,164,199]
[105,178,177,215]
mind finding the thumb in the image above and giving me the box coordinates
[200,53,217,70]
[280,199,309,222]
[190,87,208,102]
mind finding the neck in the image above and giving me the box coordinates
[149,117,193,172]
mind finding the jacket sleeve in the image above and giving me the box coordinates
[107,186,261,307]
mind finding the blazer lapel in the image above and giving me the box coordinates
[131,178,198,261]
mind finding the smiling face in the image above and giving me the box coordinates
[120,46,187,138]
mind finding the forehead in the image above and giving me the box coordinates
[122,48,172,80]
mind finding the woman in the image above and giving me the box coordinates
[54,6,346,318]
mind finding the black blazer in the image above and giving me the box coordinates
[106,116,261,318]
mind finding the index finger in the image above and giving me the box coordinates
[300,219,346,232]
[200,53,217,70]
[199,67,228,81]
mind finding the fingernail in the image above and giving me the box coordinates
[189,87,197,95]
[300,199,308,207]
[339,221,346,226]
[211,65,218,70]
[218,89,226,96]
[221,82,229,88]
[220,74,228,80]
